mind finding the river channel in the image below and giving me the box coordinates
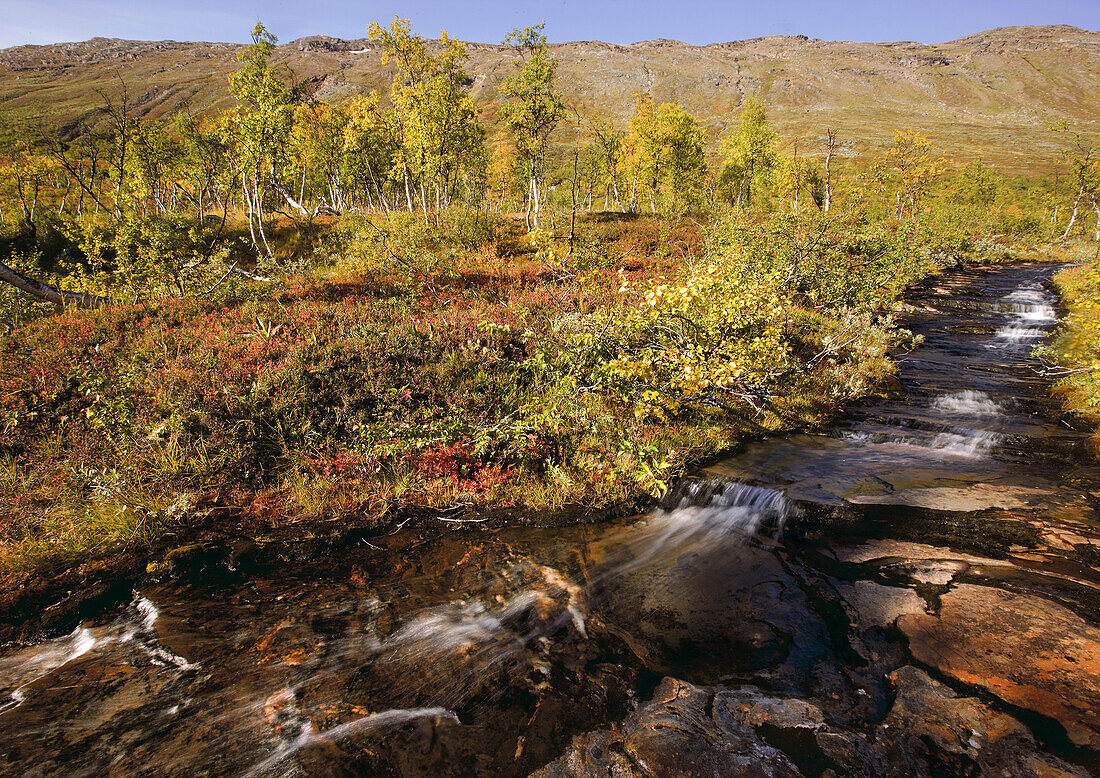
[1,263,1098,777]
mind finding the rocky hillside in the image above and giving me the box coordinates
[1,24,1097,171]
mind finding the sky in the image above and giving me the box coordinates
[1,0,1098,50]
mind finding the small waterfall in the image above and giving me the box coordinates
[597,482,797,581]
[994,283,1057,344]
[666,481,795,541]
[931,390,1002,416]
[999,286,1057,319]
[1,481,797,774]
[842,427,1002,459]
[996,324,1045,342]
[838,277,1055,463]
[928,428,1004,458]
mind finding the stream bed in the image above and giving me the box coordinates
[1,263,1099,777]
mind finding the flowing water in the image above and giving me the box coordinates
[2,264,1099,777]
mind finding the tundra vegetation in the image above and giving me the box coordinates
[0,19,1097,591]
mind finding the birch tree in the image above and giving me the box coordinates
[625,93,707,213]
[1059,136,1099,241]
[881,129,944,219]
[369,18,485,217]
[226,22,294,255]
[499,23,566,229]
[721,98,778,211]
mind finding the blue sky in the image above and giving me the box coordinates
[2,0,1098,49]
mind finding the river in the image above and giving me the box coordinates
[1,263,1098,776]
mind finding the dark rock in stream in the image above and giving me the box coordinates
[877,666,1091,778]
[537,671,1091,778]
[533,678,805,778]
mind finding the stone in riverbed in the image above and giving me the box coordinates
[898,584,1100,751]
[834,539,1006,567]
[532,678,804,777]
[877,665,1091,777]
[843,482,1049,512]
[836,580,928,629]
[878,558,970,586]
[711,686,826,730]
[533,672,1089,777]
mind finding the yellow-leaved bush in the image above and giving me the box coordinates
[598,259,792,420]
[1043,259,1100,452]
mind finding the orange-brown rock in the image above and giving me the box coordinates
[898,584,1100,750]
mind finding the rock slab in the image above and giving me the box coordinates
[899,584,1100,750]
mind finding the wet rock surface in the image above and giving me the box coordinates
[2,263,1099,776]
[533,678,807,778]
[899,584,1100,751]
[537,670,1093,778]
[877,666,1091,778]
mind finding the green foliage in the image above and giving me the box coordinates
[288,102,350,210]
[64,214,228,298]
[597,258,792,420]
[1040,258,1100,450]
[566,210,934,435]
[875,129,946,219]
[224,22,297,254]
[339,92,402,209]
[625,93,708,213]
[369,18,487,210]
[175,112,234,218]
[1055,130,1100,241]
[499,23,566,226]
[228,23,291,136]
[954,159,1000,208]
[720,98,779,211]
[589,118,627,211]
[773,152,825,212]
[499,24,566,173]
[321,210,500,282]
[0,251,54,325]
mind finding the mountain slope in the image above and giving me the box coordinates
[0,24,1096,171]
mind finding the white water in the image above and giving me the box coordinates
[996,324,1045,341]
[995,283,1057,344]
[931,391,1002,416]
[928,428,1004,458]
[376,483,791,672]
[842,426,1002,458]
[924,391,1007,457]
[669,482,794,542]
[240,706,457,778]
[604,483,794,583]
[0,626,98,714]
[1000,286,1057,320]
[0,593,194,715]
[840,278,1057,462]
[237,481,791,775]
